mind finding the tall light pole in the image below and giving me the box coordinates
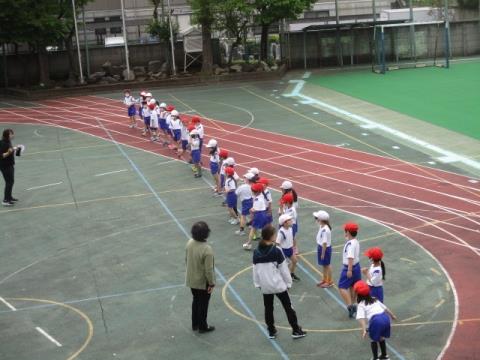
[167,0,177,76]
[120,0,131,80]
[71,0,85,84]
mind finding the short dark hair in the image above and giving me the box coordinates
[261,224,276,242]
[357,293,376,306]
[191,221,210,242]
[347,230,358,237]
[2,129,13,141]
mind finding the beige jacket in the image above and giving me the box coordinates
[185,239,216,289]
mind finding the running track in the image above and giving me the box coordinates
[1,95,479,360]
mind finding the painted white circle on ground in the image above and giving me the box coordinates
[392,145,400,149]
[428,161,437,165]
[336,121,343,125]
[468,179,479,184]
[313,112,319,115]
[361,133,368,136]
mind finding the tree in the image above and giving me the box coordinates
[147,17,179,74]
[254,0,315,61]
[215,0,253,65]
[189,0,218,74]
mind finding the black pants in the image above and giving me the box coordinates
[191,287,211,330]
[263,291,300,332]
[0,165,14,201]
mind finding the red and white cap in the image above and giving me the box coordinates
[280,180,293,190]
[251,183,264,193]
[281,193,294,204]
[225,167,235,176]
[225,157,235,166]
[279,214,293,226]
[244,172,255,181]
[353,280,370,296]
[206,139,217,148]
[344,222,359,233]
[313,210,329,221]
[249,167,260,175]
[364,247,383,261]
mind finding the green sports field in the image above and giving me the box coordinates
[307,60,480,140]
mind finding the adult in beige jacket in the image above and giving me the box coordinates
[185,221,216,333]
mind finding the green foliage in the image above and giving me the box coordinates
[253,0,316,26]
[214,0,253,37]
[0,0,93,46]
[189,0,218,27]
[147,18,179,43]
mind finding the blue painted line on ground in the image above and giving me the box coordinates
[297,262,406,360]
[95,119,290,360]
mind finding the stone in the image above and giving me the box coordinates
[136,76,147,82]
[122,69,135,81]
[241,63,255,72]
[133,66,146,75]
[112,75,121,81]
[151,72,162,79]
[104,76,118,83]
[110,65,124,77]
[229,64,242,73]
[90,71,106,80]
[260,61,271,72]
[160,62,168,73]
[63,78,77,87]
[148,60,163,73]
[271,63,279,71]
[102,61,112,75]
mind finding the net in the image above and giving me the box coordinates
[372,21,450,74]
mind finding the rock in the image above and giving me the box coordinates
[104,76,118,83]
[148,60,163,73]
[271,63,279,71]
[214,67,223,75]
[102,61,112,75]
[98,80,109,85]
[133,66,146,76]
[90,71,106,80]
[136,76,147,82]
[160,62,168,73]
[229,64,242,73]
[260,61,270,72]
[255,66,264,72]
[122,69,135,81]
[161,73,168,79]
[112,74,121,81]
[241,63,255,72]
[63,78,77,87]
[151,72,163,79]
[86,77,98,84]
[110,65,124,77]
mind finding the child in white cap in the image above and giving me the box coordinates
[235,172,255,235]
[313,210,333,288]
[206,139,221,195]
[277,214,300,281]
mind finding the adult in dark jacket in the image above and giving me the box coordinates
[0,129,17,206]
[253,224,306,339]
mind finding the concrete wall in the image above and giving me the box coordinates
[287,20,480,68]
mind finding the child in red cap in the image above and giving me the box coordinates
[338,222,361,318]
[354,280,397,360]
[362,247,386,303]
[224,166,239,224]
[258,178,273,226]
[243,183,267,250]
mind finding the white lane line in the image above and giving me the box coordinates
[33,129,44,137]
[35,327,62,347]
[94,169,128,177]
[0,297,17,311]
[302,71,312,79]
[26,182,63,191]
[284,79,480,171]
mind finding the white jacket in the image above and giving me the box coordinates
[253,243,292,294]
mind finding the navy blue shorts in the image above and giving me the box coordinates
[369,312,391,342]
[369,286,384,303]
[210,162,219,175]
[181,140,188,151]
[241,198,253,216]
[199,139,203,150]
[160,119,167,130]
[317,245,332,266]
[265,212,273,224]
[128,105,136,117]
[252,210,267,229]
[191,149,201,164]
[144,116,150,127]
[220,174,225,188]
[226,191,237,209]
[338,263,361,289]
[282,247,294,258]
[173,129,181,142]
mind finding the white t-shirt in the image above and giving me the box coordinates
[316,225,331,247]
[171,118,182,130]
[367,264,383,287]
[282,206,297,225]
[159,109,167,119]
[225,177,237,192]
[210,148,220,163]
[150,107,159,128]
[181,125,189,141]
[142,107,151,117]
[356,300,386,322]
[342,238,360,266]
[190,138,200,151]
[124,96,134,106]
[276,226,294,249]
[236,183,252,202]
[166,114,173,129]
[195,124,204,139]
[253,194,267,211]
[220,162,227,176]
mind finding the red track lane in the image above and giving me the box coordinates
[2,96,480,359]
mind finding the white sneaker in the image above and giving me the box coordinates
[228,218,235,224]
[231,219,239,225]
[242,243,252,250]
[235,230,246,236]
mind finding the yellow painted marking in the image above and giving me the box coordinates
[435,299,445,308]
[7,297,93,360]
[401,314,421,323]
[400,257,417,264]
[431,268,442,276]
[241,86,480,200]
